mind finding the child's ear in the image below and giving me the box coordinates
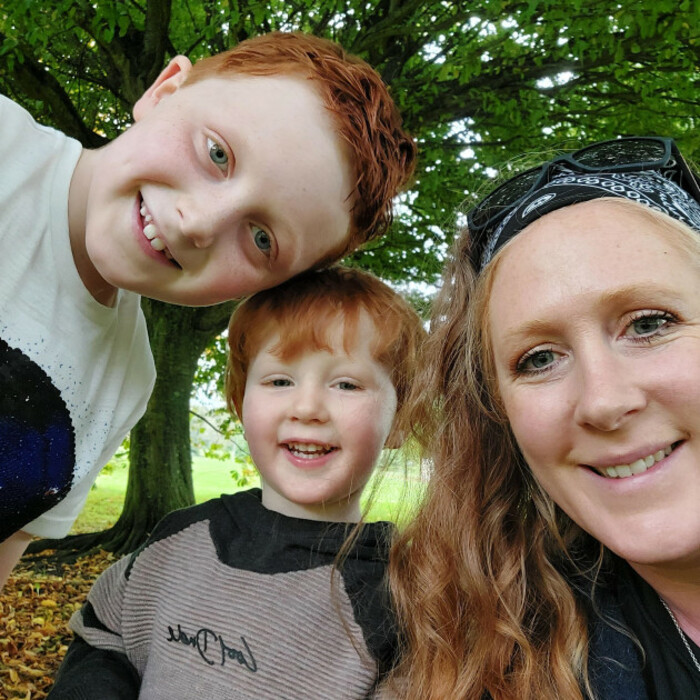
[133,56,193,121]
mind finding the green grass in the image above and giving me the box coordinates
[70,455,425,534]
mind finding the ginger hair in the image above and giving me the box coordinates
[225,265,426,447]
[185,32,416,256]
[387,199,700,699]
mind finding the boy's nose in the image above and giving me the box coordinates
[289,386,330,423]
[177,194,231,248]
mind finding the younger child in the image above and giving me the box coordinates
[0,31,416,581]
[48,266,426,699]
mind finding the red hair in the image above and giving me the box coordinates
[225,267,425,440]
[185,32,416,254]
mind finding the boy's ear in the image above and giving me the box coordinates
[133,56,193,121]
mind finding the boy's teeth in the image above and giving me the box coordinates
[143,223,158,240]
[602,445,673,479]
[287,442,334,458]
[139,201,172,257]
[139,204,153,223]
[140,199,159,240]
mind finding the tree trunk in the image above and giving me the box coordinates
[26,299,234,561]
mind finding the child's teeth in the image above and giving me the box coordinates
[143,223,158,240]
[150,237,166,251]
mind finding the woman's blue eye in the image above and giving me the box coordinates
[253,226,272,253]
[207,138,228,167]
[518,349,555,373]
[630,315,667,336]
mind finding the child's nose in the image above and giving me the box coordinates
[290,386,329,423]
[177,193,232,248]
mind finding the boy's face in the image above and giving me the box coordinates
[241,312,398,521]
[75,61,354,306]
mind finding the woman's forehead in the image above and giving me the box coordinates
[487,200,698,336]
[492,199,685,278]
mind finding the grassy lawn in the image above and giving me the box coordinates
[70,454,425,534]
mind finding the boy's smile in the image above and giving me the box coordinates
[241,312,398,522]
[69,61,354,306]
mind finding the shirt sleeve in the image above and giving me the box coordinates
[48,636,140,700]
[49,555,140,697]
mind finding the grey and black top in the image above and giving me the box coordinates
[49,489,398,699]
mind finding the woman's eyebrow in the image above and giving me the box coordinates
[501,283,684,343]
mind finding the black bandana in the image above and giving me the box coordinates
[480,170,700,269]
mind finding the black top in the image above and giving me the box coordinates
[616,561,700,700]
[49,489,398,699]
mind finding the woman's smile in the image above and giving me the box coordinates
[489,199,700,567]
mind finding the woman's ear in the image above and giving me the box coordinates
[133,56,193,121]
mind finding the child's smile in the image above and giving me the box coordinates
[138,196,180,267]
[242,312,398,521]
[283,441,338,464]
[70,67,354,306]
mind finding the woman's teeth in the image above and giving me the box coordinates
[601,444,673,479]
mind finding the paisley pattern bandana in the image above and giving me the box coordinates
[480,170,700,269]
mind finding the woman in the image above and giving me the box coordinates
[389,138,700,699]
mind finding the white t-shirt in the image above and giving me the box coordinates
[0,95,156,539]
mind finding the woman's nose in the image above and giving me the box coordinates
[573,349,647,431]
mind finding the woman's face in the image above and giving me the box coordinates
[488,200,700,570]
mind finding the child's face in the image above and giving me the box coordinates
[241,312,398,521]
[76,64,354,306]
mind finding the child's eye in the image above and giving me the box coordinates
[337,381,360,391]
[270,378,291,387]
[252,226,272,255]
[207,138,228,170]
[625,311,676,339]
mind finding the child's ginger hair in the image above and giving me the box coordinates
[185,32,416,253]
[226,266,425,442]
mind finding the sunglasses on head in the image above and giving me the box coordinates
[467,137,700,249]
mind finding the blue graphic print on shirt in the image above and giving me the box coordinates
[0,337,75,541]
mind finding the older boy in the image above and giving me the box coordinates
[0,32,415,582]
[49,267,425,699]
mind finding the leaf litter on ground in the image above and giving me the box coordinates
[0,550,116,699]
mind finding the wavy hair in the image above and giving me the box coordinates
[388,198,700,699]
[185,31,416,256]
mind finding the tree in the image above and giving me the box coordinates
[2,0,698,558]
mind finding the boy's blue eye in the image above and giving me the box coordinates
[207,138,228,167]
[253,226,272,253]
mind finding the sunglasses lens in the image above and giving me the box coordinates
[575,138,667,169]
[471,168,541,229]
